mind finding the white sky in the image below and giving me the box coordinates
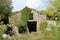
[12,0,50,11]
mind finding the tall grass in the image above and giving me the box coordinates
[0,23,60,40]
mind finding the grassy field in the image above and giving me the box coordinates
[0,24,60,40]
[11,31,60,40]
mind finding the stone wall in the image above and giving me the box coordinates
[47,20,57,26]
[9,10,57,32]
[31,10,57,31]
[31,10,47,31]
[9,12,21,26]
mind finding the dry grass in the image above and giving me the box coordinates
[11,31,60,40]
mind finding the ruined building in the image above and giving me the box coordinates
[9,10,56,32]
[27,10,47,32]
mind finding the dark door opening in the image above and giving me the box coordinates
[29,13,33,20]
[27,21,37,33]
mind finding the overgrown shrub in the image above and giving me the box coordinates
[39,21,47,31]
[9,13,21,27]
[18,25,27,33]
[0,25,8,40]
[45,24,60,40]
[0,25,7,36]
[21,7,32,28]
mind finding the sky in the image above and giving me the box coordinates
[12,0,50,11]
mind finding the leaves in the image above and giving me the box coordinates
[21,7,32,27]
[40,0,60,21]
[0,0,13,24]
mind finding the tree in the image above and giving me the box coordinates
[50,0,60,9]
[40,0,60,21]
[50,0,60,20]
[0,0,13,24]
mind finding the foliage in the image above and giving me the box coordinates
[50,0,60,8]
[50,0,60,21]
[17,7,32,33]
[0,24,60,40]
[39,21,47,31]
[0,25,7,33]
[0,25,7,37]
[0,0,60,40]
[10,12,21,27]
[40,0,60,21]
[21,7,32,27]
[10,11,20,16]
[10,7,32,33]
[0,0,13,24]
[18,25,27,33]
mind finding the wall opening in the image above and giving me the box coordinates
[29,13,33,20]
[27,21,37,33]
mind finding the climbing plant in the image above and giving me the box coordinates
[18,7,32,33]
[20,7,32,27]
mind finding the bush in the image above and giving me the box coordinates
[0,25,7,36]
[39,21,47,31]
[18,25,27,33]
[0,25,8,40]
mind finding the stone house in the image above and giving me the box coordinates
[9,10,56,32]
[29,10,57,32]
[27,10,47,32]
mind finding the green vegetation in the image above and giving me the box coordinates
[0,25,7,37]
[0,24,60,40]
[39,21,47,31]
[0,0,60,40]
[0,0,13,24]
[10,7,32,33]
[18,7,32,33]
[40,0,60,21]
[21,7,32,27]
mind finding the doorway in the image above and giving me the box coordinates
[27,21,37,33]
